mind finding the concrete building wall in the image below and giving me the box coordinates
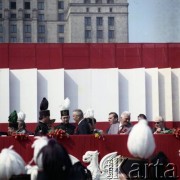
[0,0,128,43]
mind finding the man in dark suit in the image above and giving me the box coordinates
[73,109,91,135]
[34,97,50,136]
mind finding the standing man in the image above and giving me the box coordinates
[35,97,50,136]
[108,111,132,134]
[55,98,75,135]
[73,109,91,135]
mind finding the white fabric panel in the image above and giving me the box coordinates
[145,68,159,121]
[65,69,92,122]
[0,69,10,122]
[171,68,180,121]
[91,68,119,121]
[119,68,146,121]
[10,69,37,122]
[38,69,64,122]
[158,68,172,121]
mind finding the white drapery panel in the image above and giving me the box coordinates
[0,68,179,122]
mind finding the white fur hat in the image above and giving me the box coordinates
[127,119,156,159]
[17,111,26,121]
[0,146,26,179]
[84,108,94,118]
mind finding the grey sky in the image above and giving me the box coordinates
[128,0,180,42]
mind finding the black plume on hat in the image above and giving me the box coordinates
[40,97,49,111]
[39,97,50,119]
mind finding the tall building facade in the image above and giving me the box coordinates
[0,0,128,43]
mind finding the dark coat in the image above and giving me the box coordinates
[55,123,75,135]
[75,119,91,135]
[34,121,49,136]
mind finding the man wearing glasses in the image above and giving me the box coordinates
[152,116,169,134]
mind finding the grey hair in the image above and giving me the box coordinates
[73,109,84,119]
[121,111,131,118]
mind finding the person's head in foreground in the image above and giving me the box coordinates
[36,138,72,180]
[119,119,156,179]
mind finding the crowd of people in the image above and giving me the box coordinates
[0,97,174,179]
[2,97,170,137]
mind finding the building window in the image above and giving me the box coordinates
[38,14,44,21]
[107,0,114,3]
[58,25,64,33]
[10,13,16,19]
[86,8,89,12]
[58,13,64,21]
[38,25,45,33]
[10,2,16,9]
[24,14,30,19]
[38,2,44,10]
[97,30,103,39]
[98,8,101,12]
[0,24,3,33]
[0,37,3,42]
[85,30,91,39]
[108,30,114,39]
[85,17,91,26]
[59,37,64,43]
[24,25,31,33]
[0,14,2,18]
[96,17,103,26]
[58,1,64,9]
[96,0,102,3]
[10,36,17,42]
[24,37,31,42]
[109,8,112,12]
[108,17,114,26]
[10,24,17,33]
[24,2,30,9]
[84,0,90,3]
[0,0,2,10]
[38,37,45,42]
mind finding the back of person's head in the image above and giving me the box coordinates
[137,113,147,120]
[149,151,176,179]
[37,138,72,180]
[0,146,26,180]
[68,161,92,180]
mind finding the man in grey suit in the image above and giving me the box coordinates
[108,111,132,134]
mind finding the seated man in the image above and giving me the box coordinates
[108,111,132,134]
[106,112,119,134]
[55,110,75,135]
[55,97,75,135]
[16,120,27,134]
[152,116,169,134]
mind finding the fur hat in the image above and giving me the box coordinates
[127,119,156,159]
[17,111,26,121]
[8,110,18,129]
[60,98,70,117]
[39,97,50,119]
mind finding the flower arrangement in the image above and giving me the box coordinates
[47,129,69,139]
[12,133,29,140]
[94,131,105,141]
[173,128,180,139]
